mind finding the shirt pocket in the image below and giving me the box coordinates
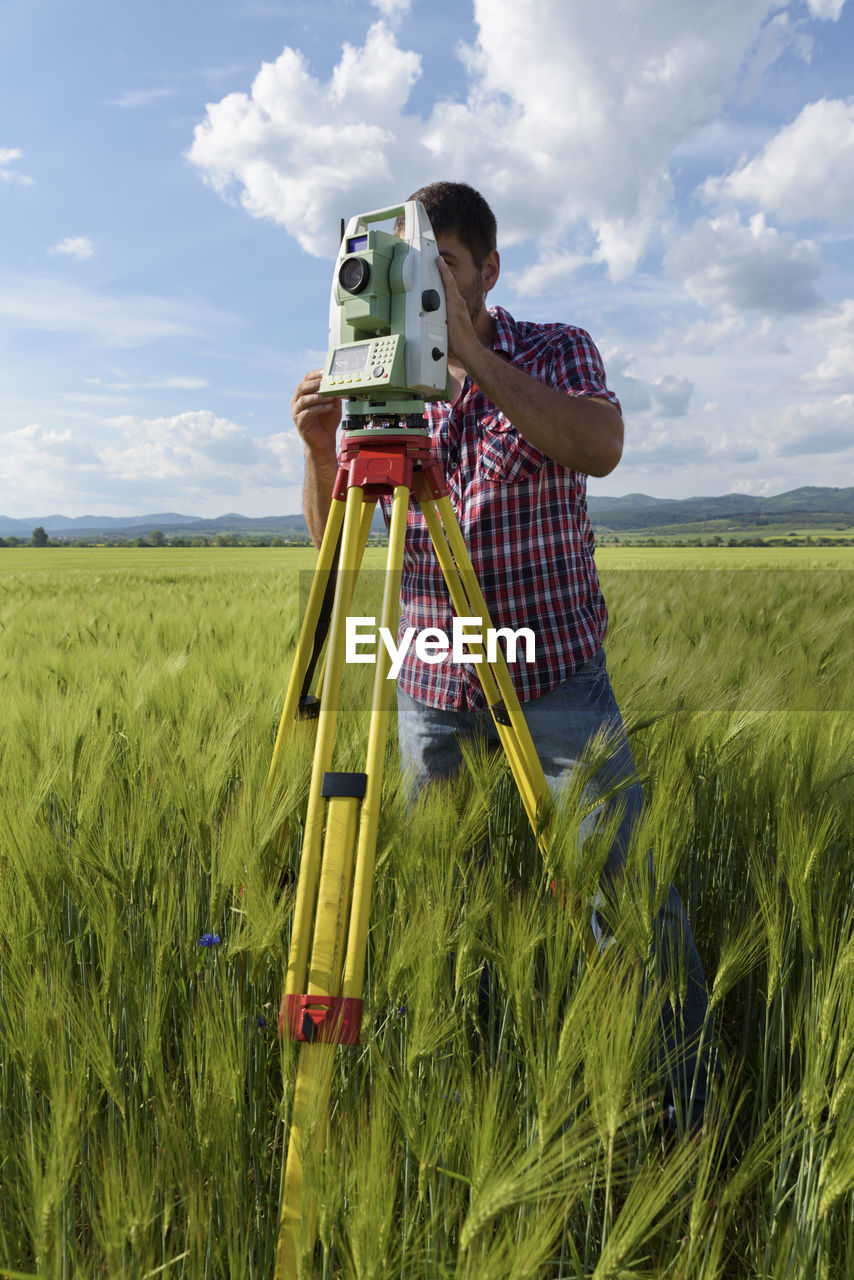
[476,411,544,485]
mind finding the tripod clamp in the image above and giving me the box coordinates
[279,993,364,1045]
[333,421,449,504]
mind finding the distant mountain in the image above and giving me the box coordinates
[173,513,309,534]
[587,492,664,509]
[586,486,854,530]
[0,509,379,539]
[3,486,852,541]
[0,512,198,536]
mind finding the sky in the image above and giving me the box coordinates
[1,0,852,518]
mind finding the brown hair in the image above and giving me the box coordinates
[394,181,497,268]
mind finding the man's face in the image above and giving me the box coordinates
[436,232,498,324]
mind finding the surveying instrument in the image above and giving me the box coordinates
[268,200,579,1277]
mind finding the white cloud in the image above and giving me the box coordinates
[624,427,712,470]
[509,251,593,298]
[155,376,210,390]
[608,368,653,415]
[0,148,34,186]
[604,350,694,418]
[101,410,304,486]
[702,98,854,225]
[426,0,792,274]
[113,88,174,108]
[0,413,306,515]
[187,23,422,256]
[84,375,210,391]
[103,411,262,479]
[370,0,413,20]
[2,423,101,470]
[666,212,824,314]
[805,0,846,18]
[649,374,694,418]
[49,236,95,260]
[800,301,854,388]
[0,276,232,345]
[591,284,854,495]
[707,433,762,465]
[188,2,801,278]
[772,395,854,455]
[737,12,813,103]
[264,428,309,473]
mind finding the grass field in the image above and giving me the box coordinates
[595,523,854,546]
[0,547,852,1277]
[5,542,853,572]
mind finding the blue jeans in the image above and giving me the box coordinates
[397,647,711,1120]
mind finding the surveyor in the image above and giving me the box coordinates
[292,180,711,1137]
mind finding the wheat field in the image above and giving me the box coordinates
[0,547,851,1278]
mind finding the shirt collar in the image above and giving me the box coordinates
[488,305,518,359]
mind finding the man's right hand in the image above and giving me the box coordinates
[292,370,342,457]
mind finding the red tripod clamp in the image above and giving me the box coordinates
[279,994,363,1045]
[332,434,450,503]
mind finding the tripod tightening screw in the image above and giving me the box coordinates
[320,772,368,800]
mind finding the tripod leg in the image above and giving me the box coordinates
[309,497,376,712]
[286,485,369,1001]
[268,493,376,795]
[278,786,363,1279]
[276,483,405,1278]
[419,496,551,836]
[342,483,409,996]
[267,496,346,791]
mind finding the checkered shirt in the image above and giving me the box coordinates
[383,305,619,711]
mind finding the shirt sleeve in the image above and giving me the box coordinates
[551,327,621,413]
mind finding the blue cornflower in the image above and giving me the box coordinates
[256,1015,268,1029]
[198,932,222,947]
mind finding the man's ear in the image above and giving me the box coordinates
[483,249,500,294]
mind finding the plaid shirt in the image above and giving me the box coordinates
[385,305,619,711]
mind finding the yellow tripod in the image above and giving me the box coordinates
[268,423,569,1278]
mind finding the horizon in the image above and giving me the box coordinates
[2,481,851,529]
[2,0,852,517]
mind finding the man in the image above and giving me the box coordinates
[292,181,710,1135]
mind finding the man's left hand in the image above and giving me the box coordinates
[435,255,480,367]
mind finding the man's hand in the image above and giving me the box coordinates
[293,370,342,547]
[432,264,623,477]
[435,255,482,367]
[292,370,342,459]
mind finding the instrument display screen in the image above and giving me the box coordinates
[329,346,369,375]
